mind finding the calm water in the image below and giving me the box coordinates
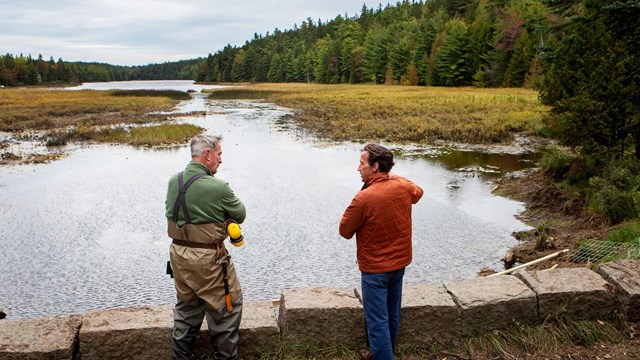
[0,81,536,319]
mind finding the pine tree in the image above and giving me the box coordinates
[267,53,285,82]
[540,0,640,161]
[436,18,472,86]
[362,25,391,83]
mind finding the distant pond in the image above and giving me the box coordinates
[0,80,537,319]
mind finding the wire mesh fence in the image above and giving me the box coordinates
[569,239,640,264]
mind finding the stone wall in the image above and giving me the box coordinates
[1,260,639,359]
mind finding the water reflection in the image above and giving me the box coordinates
[0,81,535,319]
[398,146,540,177]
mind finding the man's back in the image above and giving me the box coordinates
[340,173,423,273]
[165,160,246,226]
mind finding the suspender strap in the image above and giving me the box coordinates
[172,171,207,225]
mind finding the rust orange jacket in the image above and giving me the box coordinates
[339,172,424,273]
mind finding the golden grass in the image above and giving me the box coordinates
[0,88,178,131]
[207,83,549,144]
[111,89,192,100]
[92,124,203,146]
[0,88,204,151]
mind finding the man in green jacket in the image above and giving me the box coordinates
[165,134,246,360]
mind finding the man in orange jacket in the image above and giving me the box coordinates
[339,144,423,360]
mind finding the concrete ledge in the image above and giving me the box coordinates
[597,260,640,321]
[4,261,640,358]
[238,300,280,356]
[80,301,278,360]
[445,275,537,336]
[0,315,81,360]
[80,305,173,360]
[278,287,365,348]
[400,283,461,345]
[516,267,615,321]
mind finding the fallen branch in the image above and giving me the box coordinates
[487,249,570,277]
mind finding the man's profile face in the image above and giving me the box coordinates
[358,151,376,183]
[204,143,223,174]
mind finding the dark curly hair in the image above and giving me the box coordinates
[363,143,395,172]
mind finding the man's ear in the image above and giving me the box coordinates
[372,162,380,173]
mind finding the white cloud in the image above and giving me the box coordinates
[0,0,369,65]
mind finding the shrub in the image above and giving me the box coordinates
[586,158,640,224]
[540,147,574,180]
[588,181,638,224]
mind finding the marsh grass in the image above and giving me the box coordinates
[1,88,203,149]
[44,123,202,147]
[0,88,179,131]
[207,83,549,144]
[462,319,624,359]
[99,124,202,146]
[111,89,192,100]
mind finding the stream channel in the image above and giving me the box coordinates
[0,80,538,319]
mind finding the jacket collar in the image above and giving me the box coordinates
[188,160,213,176]
[362,172,389,190]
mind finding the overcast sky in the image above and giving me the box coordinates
[0,0,369,66]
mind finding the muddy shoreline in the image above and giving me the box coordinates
[492,168,613,272]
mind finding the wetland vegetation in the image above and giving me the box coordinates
[0,88,188,131]
[207,84,548,144]
[0,88,202,163]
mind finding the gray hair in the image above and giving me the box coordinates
[190,134,223,157]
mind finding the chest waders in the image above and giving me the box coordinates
[171,171,234,313]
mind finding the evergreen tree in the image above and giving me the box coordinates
[231,49,246,82]
[540,0,640,161]
[467,0,496,87]
[267,53,285,82]
[36,54,49,82]
[362,25,391,83]
[256,51,272,82]
[390,39,412,83]
[436,18,472,86]
[55,58,68,82]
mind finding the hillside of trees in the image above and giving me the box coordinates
[196,0,638,158]
[0,54,200,87]
[195,0,549,87]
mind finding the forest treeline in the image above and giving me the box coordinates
[195,0,548,87]
[0,54,200,87]
[0,0,638,226]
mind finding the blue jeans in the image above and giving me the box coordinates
[361,268,405,360]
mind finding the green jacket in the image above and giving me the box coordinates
[165,161,246,226]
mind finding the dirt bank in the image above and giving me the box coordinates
[493,169,615,270]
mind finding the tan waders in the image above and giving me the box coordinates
[172,296,243,360]
[169,172,243,360]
